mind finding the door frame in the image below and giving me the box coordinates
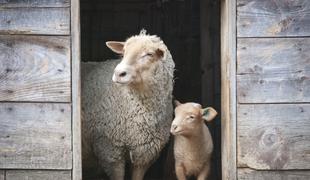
[71,0,82,179]
[220,0,237,179]
[71,0,238,179]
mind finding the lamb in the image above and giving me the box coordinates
[170,101,217,180]
[81,30,175,180]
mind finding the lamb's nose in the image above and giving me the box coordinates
[172,124,177,130]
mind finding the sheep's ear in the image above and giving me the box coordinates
[155,48,164,59]
[174,100,182,107]
[106,41,124,54]
[201,107,217,122]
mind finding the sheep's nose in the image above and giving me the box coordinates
[114,69,128,79]
[172,124,178,130]
[118,71,127,77]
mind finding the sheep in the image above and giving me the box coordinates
[81,30,175,180]
[170,101,217,180]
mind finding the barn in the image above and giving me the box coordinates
[0,0,309,180]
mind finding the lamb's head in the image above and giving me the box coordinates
[106,30,168,87]
[171,101,217,136]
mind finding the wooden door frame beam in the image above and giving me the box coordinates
[220,0,237,179]
[71,0,82,179]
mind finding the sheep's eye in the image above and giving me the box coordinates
[189,115,195,119]
[142,53,153,58]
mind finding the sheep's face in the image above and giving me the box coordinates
[170,101,217,136]
[106,36,165,86]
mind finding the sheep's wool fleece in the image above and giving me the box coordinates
[81,51,174,169]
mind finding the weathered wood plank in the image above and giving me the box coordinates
[0,8,70,35]
[72,0,82,179]
[0,0,69,7]
[221,0,237,179]
[0,35,71,102]
[237,38,310,103]
[6,170,71,180]
[237,0,310,37]
[238,168,310,180]
[0,170,3,180]
[0,103,72,169]
[237,104,310,170]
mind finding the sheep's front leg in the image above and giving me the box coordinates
[132,165,149,180]
[197,165,210,180]
[175,163,186,180]
[109,162,125,180]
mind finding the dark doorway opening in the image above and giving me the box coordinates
[80,0,221,179]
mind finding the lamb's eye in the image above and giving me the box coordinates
[186,115,195,122]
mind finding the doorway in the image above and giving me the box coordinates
[80,0,221,179]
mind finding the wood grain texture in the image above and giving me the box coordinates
[0,0,69,7]
[221,0,237,179]
[0,35,71,102]
[6,170,71,180]
[238,168,310,180]
[237,104,310,170]
[72,0,82,179]
[237,0,310,37]
[0,103,72,169]
[0,8,70,35]
[237,38,310,103]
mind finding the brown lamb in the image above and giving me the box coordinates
[170,101,217,180]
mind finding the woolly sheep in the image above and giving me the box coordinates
[81,30,175,180]
[170,101,217,180]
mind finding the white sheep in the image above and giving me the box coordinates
[82,30,175,180]
[170,101,217,180]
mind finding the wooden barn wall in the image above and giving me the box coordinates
[0,0,75,179]
[236,0,310,179]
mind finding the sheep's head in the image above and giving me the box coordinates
[106,30,167,87]
[170,101,217,136]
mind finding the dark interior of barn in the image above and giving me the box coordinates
[80,0,221,179]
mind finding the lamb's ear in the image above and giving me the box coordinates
[106,41,124,54]
[174,100,182,107]
[201,107,217,122]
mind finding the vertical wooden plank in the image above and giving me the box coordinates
[221,0,237,179]
[201,0,222,179]
[72,0,82,179]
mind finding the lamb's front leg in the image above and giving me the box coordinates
[197,164,210,180]
[175,163,187,180]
